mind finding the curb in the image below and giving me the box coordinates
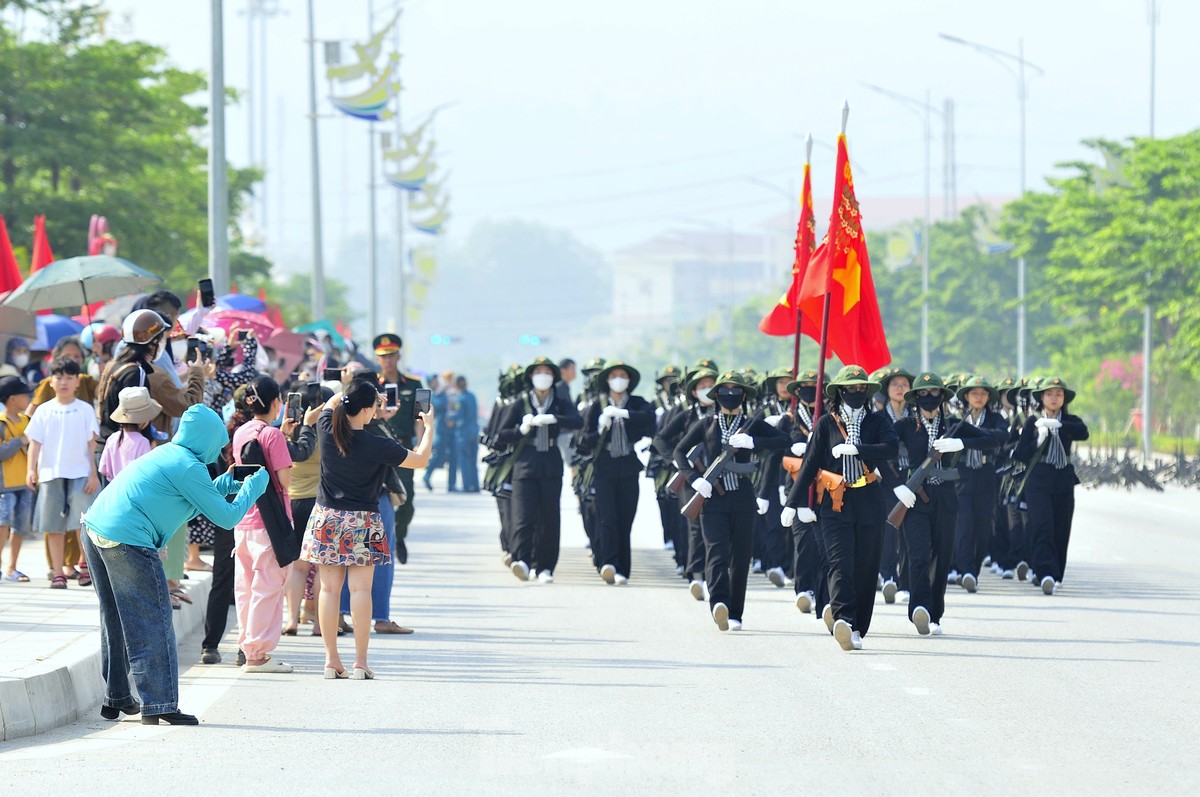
[0,571,213,741]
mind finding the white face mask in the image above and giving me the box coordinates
[608,377,630,394]
[531,373,554,391]
[12,354,29,369]
[697,391,715,406]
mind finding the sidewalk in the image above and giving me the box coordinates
[0,566,212,741]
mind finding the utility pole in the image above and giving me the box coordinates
[306,0,326,318]
[1142,0,1160,462]
[367,0,378,338]
[943,97,957,220]
[392,12,406,341]
[209,0,230,295]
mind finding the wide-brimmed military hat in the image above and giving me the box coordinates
[582,357,608,375]
[691,358,719,375]
[785,368,820,396]
[685,367,719,397]
[705,370,758,403]
[904,372,955,403]
[761,366,794,396]
[656,364,682,385]
[597,360,641,393]
[823,365,878,400]
[994,376,1021,405]
[956,375,998,404]
[1031,375,1076,404]
[524,356,561,385]
[942,372,969,394]
[871,366,916,392]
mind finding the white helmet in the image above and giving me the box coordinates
[122,309,168,345]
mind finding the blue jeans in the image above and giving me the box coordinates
[82,531,179,715]
[340,495,396,621]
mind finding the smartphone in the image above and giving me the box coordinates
[303,381,322,408]
[414,387,431,418]
[384,383,398,410]
[198,278,216,308]
[233,329,249,342]
[185,338,202,363]
[231,464,261,481]
[285,392,302,423]
[322,367,342,382]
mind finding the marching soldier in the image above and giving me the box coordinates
[755,366,797,588]
[572,357,609,551]
[482,364,524,565]
[872,366,915,604]
[780,370,823,614]
[952,375,1009,592]
[649,364,685,561]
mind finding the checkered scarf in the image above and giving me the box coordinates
[838,405,865,483]
[529,390,553,452]
[965,410,985,469]
[607,393,631,457]
[886,402,910,468]
[717,413,744,492]
[921,413,944,485]
[1043,411,1069,469]
[795,402,813,434]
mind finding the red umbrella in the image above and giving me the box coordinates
[193,309,277,340]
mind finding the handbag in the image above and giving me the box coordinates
[239,424,300,567]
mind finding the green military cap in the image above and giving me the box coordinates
[785,368,820,396]
[596,360,641,392]
[905,372,954,403]
[1031,375,1076,404]
[823,365,878,400]
[692,358,719,374]
[956,375,998,404]
[524,356,562,384]
[705,370,758,402]
[761,365,793,396]
[372,333,402,355]
[685,367,719,396]
[582,357,608,374]
[656,364,682,384]
[871,366,916,392]
[994,375,1020,404]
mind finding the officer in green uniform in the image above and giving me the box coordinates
[373,333,425,562]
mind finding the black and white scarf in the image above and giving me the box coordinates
[886,402,910,468]
[921,413,944,485]
[795,402,813,435]
[530,390,553,452]
[607,394,631,458]
[1043,412,1069,469]
[965,410,985,469]
[838,405,866,483]
[717,413,744,492]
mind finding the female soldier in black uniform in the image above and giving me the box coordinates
[580,362,656,585]
[952,375,1009,593]
[872,366,915,604]
[494,357,583,583]
[780,370,822,614]
[674,372,788,631]
[756,366,797,588]
[783,366,897,651]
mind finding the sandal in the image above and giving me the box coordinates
[169,594,182,610]
[50,574,68,589]
[170,589,192,605]
[282,625,298,636]
[4,571,30,583]
[77,566,92,588]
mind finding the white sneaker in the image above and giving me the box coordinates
[784,577,795,588]
[599,564,616,584]
[850,631,863,650]
[766,567,786,588]
[962,573,978,593]
[688,580,704,601]
[795,591,814,614]
[244,657,293,673]
[511,561,530,581]
[882,579,898,604]
[751,559,763,574]
[982,555,992,569]
[1015,561,1029,582]
[833,619,854,651]
[822,604,835,634]
[712,602,730,631]
[502,552,513,568]
[675,564,685,576]
[1041,575,1056,595]
[912,605,931,636]
[728,619,743,631]
[664,540,675,551]
[990,562,1003,576]
[1001,569,1015,580]
[946,570,960,585]
[896,590,910,604]
[537,570,554,584]
[877,573,884,590]
[930,622,943,636]
[613,574,628,586]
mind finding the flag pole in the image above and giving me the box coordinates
[790,133,814,414]
[813,102,849,423]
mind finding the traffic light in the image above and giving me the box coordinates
[429,334,461,345]
[518,334,549,346]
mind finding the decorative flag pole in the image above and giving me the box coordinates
[790,133,815,412]
[813,101,850,422]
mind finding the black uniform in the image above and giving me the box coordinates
[753,398,794,581]
[656,401,714,582]
[777,405,825,604]
[952,408,1008,580]
[878,402,911,591]
[787,409,898,636]
[675,412,788,622]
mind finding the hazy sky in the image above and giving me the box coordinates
[107,0,1197,268]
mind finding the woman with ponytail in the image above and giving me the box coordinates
[228,376,295,673]
[300,377,434,680]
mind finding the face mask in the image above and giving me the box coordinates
[697,392,715,406]
[170,339,188,362]
[12,354,29,369]
[915,394,943,412]
[608,377,630,394]
[797,386,817,404]
[531,373,554,391]
[840,390,868,410]
[716,389,743,411]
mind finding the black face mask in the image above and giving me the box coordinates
[915,394,943,412]
[840,390,868,410]
[796,386,817,404]
[716,388,744,410]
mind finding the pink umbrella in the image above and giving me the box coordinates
[189,308,277,340]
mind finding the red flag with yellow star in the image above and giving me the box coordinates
[758,159,820,338]
[797,133,890,372]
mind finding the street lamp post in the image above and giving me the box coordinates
[209,0,230,295]
[939,32,1044,377]
[305,0,326,319]
[862,82,939,372]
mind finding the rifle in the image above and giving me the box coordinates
[680,409,765,522]
[886,419,965,529]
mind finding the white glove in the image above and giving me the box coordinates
[598,414,612,432]
[1037,427,1048,446]
[893,484,917,508]
[655,406,665,419]
[519,414,534,435]
[778,485,788,505]
[532,413,557,427]
[780,506,797,527]
[932,437,964,453]
[1035,417,1061,430]
[797,507,817,524]
[765,414,783,427]
[602,405,630,420]
[790,442,807,457]
[691,477,713,499]
[831,443,858,458]
[756,497,769,515]
[729,433,754,449]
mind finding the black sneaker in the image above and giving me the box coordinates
[200,649,221,665]
[236,649,246,667]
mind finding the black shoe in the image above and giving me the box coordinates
[141,711,198,726]
[100,702,141,720]
[200,648,221,665]
[236,649,246,667]
[423,475,433,491]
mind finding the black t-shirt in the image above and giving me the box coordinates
[316,409,410,512]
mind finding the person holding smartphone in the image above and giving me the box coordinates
[300,377,434,679]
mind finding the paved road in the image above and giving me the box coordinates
[2,478,1197,793]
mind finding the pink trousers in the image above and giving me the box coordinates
[233,527,289,661]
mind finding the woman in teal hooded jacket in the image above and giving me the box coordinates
[81,404,268,726]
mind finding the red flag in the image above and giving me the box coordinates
[266,303,285,328]
[759,160,819,337]
[797,134,890,372]
[31,214,54,273]
[0,215,23,293]
[257,286,268,304]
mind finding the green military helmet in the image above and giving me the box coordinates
[1032,375,1076,404]
[823,365,878,401]
[524,356,562,385]
[785,368,820,396]
[956,374,998,404]
[994,375,1021,405]
[596,360,641,393]
[582,357,608,375]
[656,364,683,385]
[705,370,759,403]
[760,365,794,397]
[692,358,719,375]
[905,371,955,403]
[942,372,965,394]
[684,367,719,398]
[872,366,916,395]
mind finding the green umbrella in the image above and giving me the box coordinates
[294,319,349,349]
[0,255,162,322]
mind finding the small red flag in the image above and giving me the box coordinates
[0,215,23,294]
[759,160,819,337]
[31,214,54,273]
[797,134,890,372]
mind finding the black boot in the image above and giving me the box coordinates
[100,702,141,720]
[141,711,199,726]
